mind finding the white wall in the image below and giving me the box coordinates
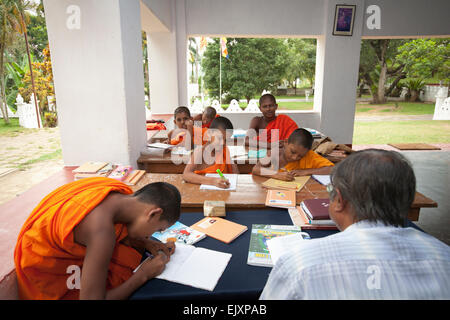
[314,0,364,143]
[186,0,325,37]
[362,0,450,38]
[44,0,146,166]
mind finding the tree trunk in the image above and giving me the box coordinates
[377,63,387,104]
[409,90,419,102]
[0,28,10,124]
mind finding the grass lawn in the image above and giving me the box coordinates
[355,102,435,115]
[0,118,35,136]
[353,120,450,144]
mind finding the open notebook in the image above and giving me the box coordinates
[151,243,232,291]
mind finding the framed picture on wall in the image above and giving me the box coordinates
[333,5,356,36]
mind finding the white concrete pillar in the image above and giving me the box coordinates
[43,0,146,166]
[147,32,179,114]
[175,0,189,107]
[144,0,188,114]
[314,0,364,144]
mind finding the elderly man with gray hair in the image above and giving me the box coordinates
[260,149,450,299]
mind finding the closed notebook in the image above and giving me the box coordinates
[123,170,146,186]
[72,161,108,174]
[261,176,310,192]
[190,217,247,244]
[301,198,330,220]
[265,189,296,208]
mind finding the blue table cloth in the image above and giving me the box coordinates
[130,209,419,300]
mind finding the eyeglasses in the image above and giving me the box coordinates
[326,183,334,195]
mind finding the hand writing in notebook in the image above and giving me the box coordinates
[213,177,230,189]
[134,252,168,280]
[274,170,295,181]
[145,238,176,260]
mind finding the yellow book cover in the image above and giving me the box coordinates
[261,176,310,192]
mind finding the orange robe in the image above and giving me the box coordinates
[283,150,334,171]
[256,114,298,143]
[170,127,208,146]
[14,177,142,300]
[201,114,220,128]
[194,146,234,174]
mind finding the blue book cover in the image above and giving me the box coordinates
[152,221,206,245]
[248,149,267,158]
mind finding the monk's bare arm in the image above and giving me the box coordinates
[245,117,261,147]
[182,162,222,186]
[252,159,294,182]
[75,208,148,300]
[182,153,230,188]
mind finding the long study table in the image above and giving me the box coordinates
[132,173,437,221]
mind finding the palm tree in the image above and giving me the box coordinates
[0,0,39,126]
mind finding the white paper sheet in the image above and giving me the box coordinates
[266,233,308,265]
[156,243,232,291]
[200,174,238,191]
[312,174,331,186]
[147,143,174,149]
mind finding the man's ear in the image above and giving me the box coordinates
[333,189,346,213]
[147,207,163,221]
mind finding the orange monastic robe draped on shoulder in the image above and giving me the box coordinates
[194,146,233,174]
[283,150,334,171]
[257,114,298,143]
[14,177,142,300]
[170,127,208,146]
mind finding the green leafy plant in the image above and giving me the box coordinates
[44,111,57,127]
[402,78,425,102]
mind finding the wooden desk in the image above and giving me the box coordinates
[137,152,256,174]
[132,173,437,221]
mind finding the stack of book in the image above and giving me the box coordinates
[73,162,145,186]
[292,198,337,230]
[73,162,112,180]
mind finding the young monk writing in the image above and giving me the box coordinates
[166,106,207,147]
[193,106,219,128]
[14,178,181,300]
[183,116,239,189]
[245,93,298,149]
[252,128,334,181]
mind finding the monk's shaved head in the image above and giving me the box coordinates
[204,106,217,120]
[210,116,233,131]
[133,182,181,224]
[259,93,276,106]
[288,128,313,150]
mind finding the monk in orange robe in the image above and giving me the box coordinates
[168,106,208,146]
[253,128,334,181]
[14,178,181,300]
[193,106,220,129]
[246,93,298,148]
[183,116,239,189]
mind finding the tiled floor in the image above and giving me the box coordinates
[403,151,450,245]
